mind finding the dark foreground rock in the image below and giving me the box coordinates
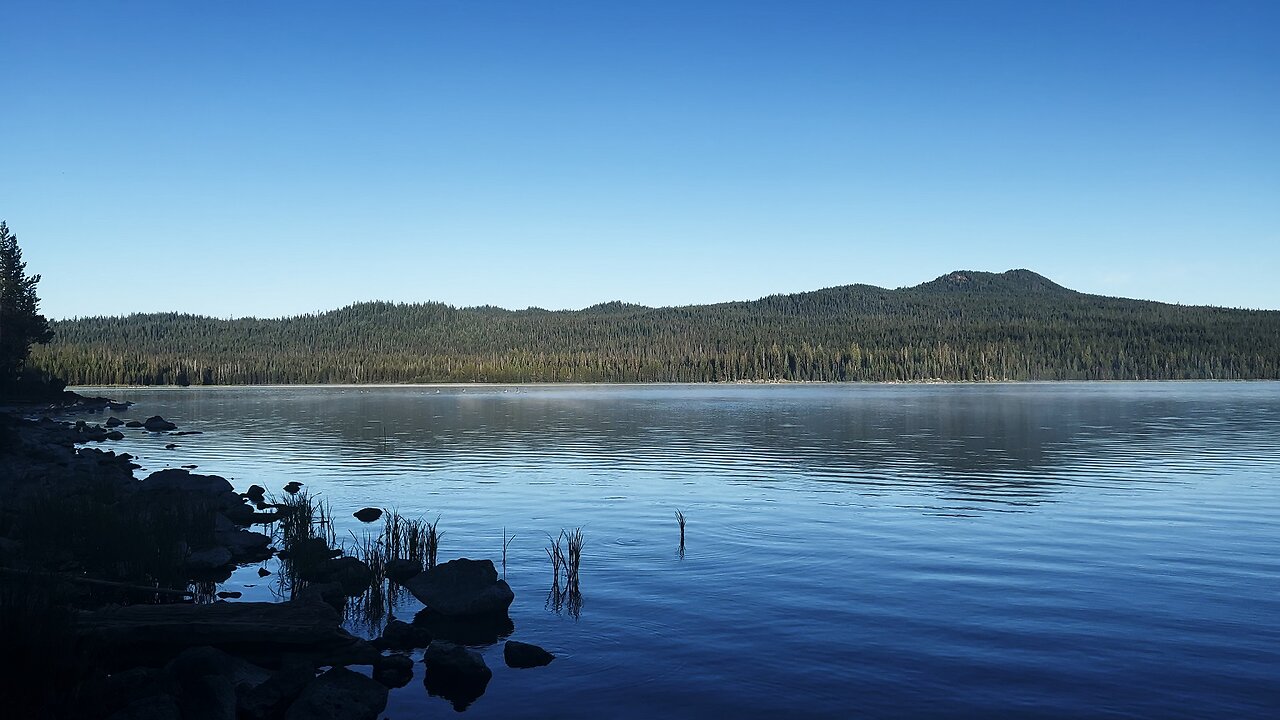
[300,556,372,596]
[384,557,422,583]
[423,641,492,712]
[352,507,383,523]
[372,653,414,688]
[284,667,387,720]
[403,557,515,617]
[236,665,314,720]
[77,600,355,659]
[504,640,555,668]
[375,618,433,650]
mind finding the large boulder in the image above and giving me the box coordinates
[284,667,387,720]
[402,558,514,617]
[236,665,314,720]
[504,640,555,669]
[143,416,178,432]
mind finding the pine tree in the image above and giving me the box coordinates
[0,221,54,388]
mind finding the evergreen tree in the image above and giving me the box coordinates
[0,221,54,388]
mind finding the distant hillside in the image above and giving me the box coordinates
[31,270,1280,385]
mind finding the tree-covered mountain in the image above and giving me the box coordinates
[30,270,1280,385]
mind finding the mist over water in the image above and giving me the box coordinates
[76,383,1280,718]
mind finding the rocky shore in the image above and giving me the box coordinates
[0,395,554,719]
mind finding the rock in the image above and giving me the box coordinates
[284,666,388,720]
[77,600,354,654]
[236,665,314,720]
[372,653,414,688]
[244,484,266,501]
[167,645,270,690]
[504,640,555,668]
[376,619,432,650]
[106,430,125,440]
[105,416,124,427]
[186,546,233,571]
[143,416,178,432]
[179,674,236,720]
[411,608,514,646]
[384,558,422,583]
[125,420,144,428]
[140,469,234,496]
[352,507,382,523]
[108,401,134,411]
[283,481,303,494]
[422,641,492,712]
[295,581,346,609]
[301,556,372,596]
[106,694,182,720]
[164,443,177,450]
[216,591,241,599]
[216,527,272,562]
[257,567,271,577]
[312,637,382,667]
[403,557,515,617]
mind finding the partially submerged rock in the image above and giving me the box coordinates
[372,653,414,688]
[384,558,422,583]
[143,416,178,432]
[504,640,555,668]
[352,507,382,523]
[402,558,514,617]
[300,556,372,596]
[423,641,492,712]
[375,619,432,651]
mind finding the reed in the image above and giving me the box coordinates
[502,527,516,579]
[675,509,686,544]
[564,527,584,591]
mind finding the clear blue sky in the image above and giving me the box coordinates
[3,0,1277,319]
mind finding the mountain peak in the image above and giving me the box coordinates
[914,269,1069,294]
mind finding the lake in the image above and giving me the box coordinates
[71,382,1280,718]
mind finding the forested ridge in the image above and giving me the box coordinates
[30,270,1280,385]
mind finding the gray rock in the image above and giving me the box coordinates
[372,653,414,688]
[284,666,388,720]
[384,558,422,583]
[424,640,491,678]
[402,558,514,617]
[105,416,124,427]
[143,416,178,432]
[125,420,144,428]
[504,639,555,668]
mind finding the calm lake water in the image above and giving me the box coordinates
[71,383,1280,718]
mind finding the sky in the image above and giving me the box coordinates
[2,0,1277,319]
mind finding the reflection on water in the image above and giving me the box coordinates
[71,383,1280,718]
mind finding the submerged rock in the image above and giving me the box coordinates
[402,558,514,617]
[125,420,144,428]
[284,667,387,720]
[504,640,555,668]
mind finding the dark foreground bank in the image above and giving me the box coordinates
[0,396,554,719]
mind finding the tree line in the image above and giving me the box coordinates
[29,270,1280,385]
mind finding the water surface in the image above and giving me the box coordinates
[74,383,1280,718]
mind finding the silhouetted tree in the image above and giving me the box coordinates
[0,221,54,390]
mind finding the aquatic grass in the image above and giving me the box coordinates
[675,509,687,559]
[564,527,584,591]
[502,527,516,579]
[546,527,584,618]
